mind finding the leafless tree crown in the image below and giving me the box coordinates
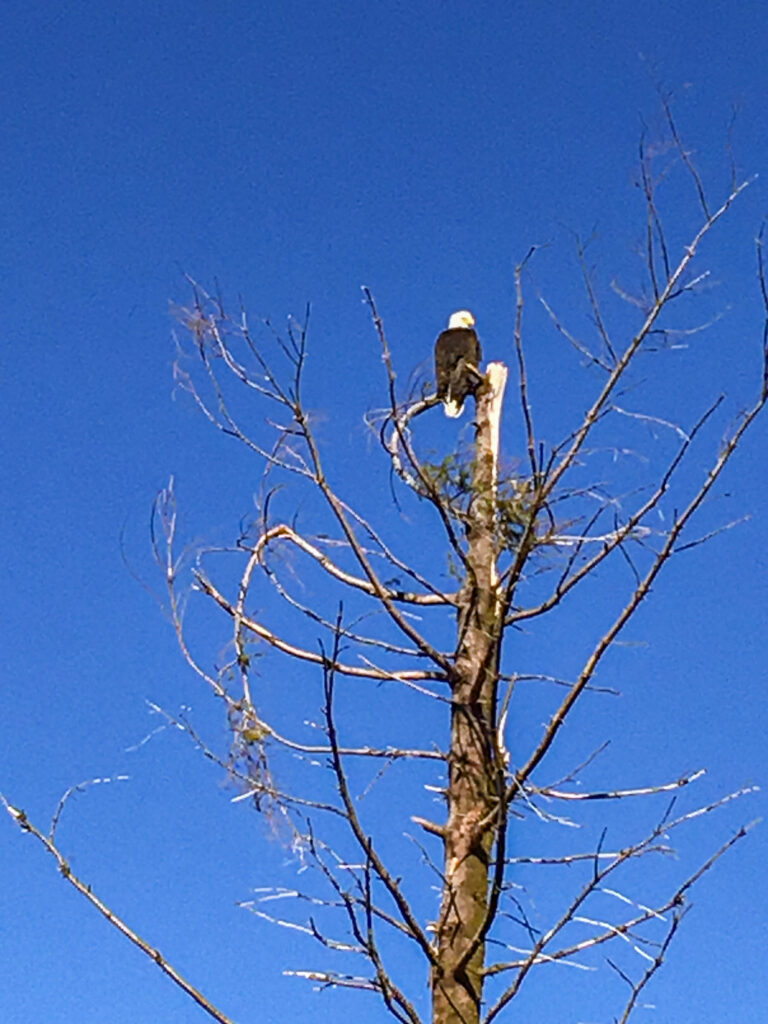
[5,106,767,1024]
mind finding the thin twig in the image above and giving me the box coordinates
[2,797,236,1024]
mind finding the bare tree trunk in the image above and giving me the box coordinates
[433,365,507,1024]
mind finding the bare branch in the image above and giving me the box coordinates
[50,775,131,844]
[516,348,767,788]
[661,93,710,220]
[544,177,752,496]
[247,523,452,606]
[514,249,542,478]
[531,768,706,802]
[538,290,613,372]
[322,609,438,967]
[145,131,765,1024]
[483,795,756,1020]
[2,797,236,1024]
[196,571,447,684]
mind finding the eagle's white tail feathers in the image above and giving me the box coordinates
[443,399,464,418]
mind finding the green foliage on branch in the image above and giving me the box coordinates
[421,448,536,554]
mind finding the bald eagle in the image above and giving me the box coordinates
[434,310,482,417]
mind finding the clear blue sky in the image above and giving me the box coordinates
[2,2,767,1022]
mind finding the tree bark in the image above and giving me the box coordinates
[433,364,507,1024]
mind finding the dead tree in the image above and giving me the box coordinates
[5,109,767,1024]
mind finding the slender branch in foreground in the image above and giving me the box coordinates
[1,796,236,1024]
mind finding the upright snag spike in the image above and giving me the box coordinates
[433,360,508,1024]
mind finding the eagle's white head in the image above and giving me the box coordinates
[447,310,476,330]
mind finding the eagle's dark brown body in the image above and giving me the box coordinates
[434,325,482,417]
